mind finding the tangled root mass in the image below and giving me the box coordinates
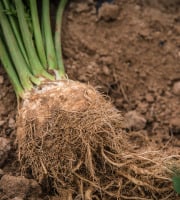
[17,80,179,199]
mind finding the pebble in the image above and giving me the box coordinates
[170,117,180,134]
[98,3,119,21]
[145,93,154,103]
[135,5,141,10]
[124,110,147,131]
[102,66,110,75]
[139,71,147,79]
[0,175,41,199]
[0,120,5,126]
[178,51,180,57]
[0,75,4,84]
[10,197,23,200]
[99,56,113,65]
[8,118,15,128]
[172,81,180,95]
[98,49,109,56]
[0,137,11,167]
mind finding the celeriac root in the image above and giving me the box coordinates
[16,80,179,199]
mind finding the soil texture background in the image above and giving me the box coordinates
[0,0,180,199]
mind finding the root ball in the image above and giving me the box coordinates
[16,80,179,199]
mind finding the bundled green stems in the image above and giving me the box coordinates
[0,0,67,98]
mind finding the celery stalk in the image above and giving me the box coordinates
[42,0,58,70]
[2,0,29,66]
[0,37,24,98]
[14,0,54,80]
[29,0,47,69]
[0,0,68,98]
[0,2,38,91]
[55,0,68,77]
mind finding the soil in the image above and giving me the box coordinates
[0,0,180,199]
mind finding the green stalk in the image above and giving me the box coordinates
[0,37,24,98]
[29,0,47,68]
[14,0,54,80]
[173,176,180,194]
[42,0,58,70]
[0,2,38,91]
[0,0,67,98]
[55,0,68,77]
[2,0,29,65]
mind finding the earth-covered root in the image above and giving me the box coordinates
[16,80,179,199]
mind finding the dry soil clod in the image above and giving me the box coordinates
[0,175,41,199]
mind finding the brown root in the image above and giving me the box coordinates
[16,80,179,199]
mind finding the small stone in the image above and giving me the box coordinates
[102,66,110,75]
[125,111,147,131]
[135,5,141,10]
[98,49,109,56]
[178,51,180,57]
[170,117,180,134]
[165,90,172,97]
[11,197,23,200]
[0,76,4,84]
[0,137,11,167]
[145,94,154,103]
[0,175,41,199]
[0,120,5,126]
[172,81,180,95]
[8,118,15,128]
[139,71,147,79]
[99,56,113,65]
[98,3,119,21]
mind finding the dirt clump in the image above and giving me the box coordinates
[170,117,180,135]
[172,81,180,96]
[0,175,41,199]
[124,110,147,130]
[98,3,119,21]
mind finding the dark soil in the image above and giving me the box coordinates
[0,0,180,199]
